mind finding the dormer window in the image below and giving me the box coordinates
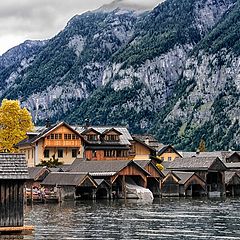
[87,134,98,141]
[105,135,119,142]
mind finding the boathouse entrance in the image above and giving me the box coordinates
[206,172,224,192]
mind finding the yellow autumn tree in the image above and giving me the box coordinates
[0,99,33,152]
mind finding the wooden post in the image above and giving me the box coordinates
[123,176,126,201]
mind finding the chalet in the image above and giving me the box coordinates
[80,127,132,161]
[157,145,182,162]
[130,137,157,160]
[68,159,151,199]
[41,172,109,200]
[132,134,162,150]
[161,171,205,197]
[17,122,84,166]
[166,157,227,196]
[0,154,29,230]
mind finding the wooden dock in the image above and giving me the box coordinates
[0,225,34,235]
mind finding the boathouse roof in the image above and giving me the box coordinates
[69,159,150,176]
[167,157,227,171]
[225,171,240,185]
[179,151,240,162]
[42,172,97,187]
[28,166,50,181]
[172,171,195,184]
[0,154,28,179]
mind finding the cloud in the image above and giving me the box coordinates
[0,0,162,54]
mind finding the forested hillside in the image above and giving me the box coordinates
[0,0,239,151]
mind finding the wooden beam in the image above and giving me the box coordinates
[0,225,34,234]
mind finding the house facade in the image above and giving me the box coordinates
[17,122,157,166]
[157,145,182,162]
[17,122,84,166]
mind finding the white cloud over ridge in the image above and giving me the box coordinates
[0,0,162,54]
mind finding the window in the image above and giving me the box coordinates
[72,149,77,158]
[72,134,76,140]
[50,134,54,139]
[168,157,172,161]
[58,149,63,158]
[64,134,67,140]
[68,134,71,140]
[59,134,62,139]
[105,135,119,141]
[55,134,58,139]
[44,149,49,158]
[104,150,116,157]
[47,135,50,139]
[87,134,98,141]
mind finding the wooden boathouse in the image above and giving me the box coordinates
[68,159,152,199]
[0,153,32,233]
[166,157,227,196]
[41,172,105,200]
[161,171,206,197]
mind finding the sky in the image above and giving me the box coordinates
[0,0,160,55]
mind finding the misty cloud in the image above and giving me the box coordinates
[0,0,162,54]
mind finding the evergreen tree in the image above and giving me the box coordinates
[198,139,206,152]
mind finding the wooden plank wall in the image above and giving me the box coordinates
[0,180,24,227]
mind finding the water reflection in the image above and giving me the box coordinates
[5,198,240,239]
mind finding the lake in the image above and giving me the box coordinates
[2,197,240,239]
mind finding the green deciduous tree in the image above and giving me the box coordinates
[0,99,34,152]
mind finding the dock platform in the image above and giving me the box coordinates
[0,226,34,235]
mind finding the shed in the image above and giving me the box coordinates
[68,159,151,199]
[41,172,99,200]
[161,171,205,197]
[225,171,240,196]
[167,157,227,196]
[0,154,29,228]
[135,160,164,196]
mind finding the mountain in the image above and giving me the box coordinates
[0,0,239,151]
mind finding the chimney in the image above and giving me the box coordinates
[85,118,90,128]
[145,137,150,146]
[196,149,200,155]
[45,118,51,128]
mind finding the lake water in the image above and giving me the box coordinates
[2,197,240,239]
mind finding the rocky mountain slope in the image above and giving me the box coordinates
[0,0,239,151]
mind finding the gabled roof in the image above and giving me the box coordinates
[180,151,240,162]
[75,126,133,145]
[134,160,164,178]
[158,145,182,157]
[172,171,195,184]
[17,122,83,147]
[68,159,150,177]
[81,128,101,135]
[132,137,156,152]
[225,171,240,184]
[28,166,50,181]
[0,154,29,179]
[41,172,97,187]
[102,128,123,135]
[132,134,161,149]
[167,157,227,171]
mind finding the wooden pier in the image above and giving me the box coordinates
[0,226,34,235]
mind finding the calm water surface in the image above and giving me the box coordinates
[3,197,240,239]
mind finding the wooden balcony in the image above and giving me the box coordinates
[44,139,81,148]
